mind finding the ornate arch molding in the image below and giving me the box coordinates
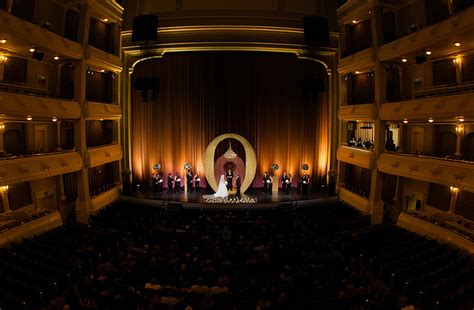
[204,133,256,194]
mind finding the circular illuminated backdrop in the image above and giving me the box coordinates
[204,133,257,194]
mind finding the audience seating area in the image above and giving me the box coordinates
[0,202,471,309]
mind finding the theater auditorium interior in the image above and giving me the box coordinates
[0,0,474,309]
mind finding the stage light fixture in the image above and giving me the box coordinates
[428,118,434,123]
[401,58,407,63]
[458,117,464,123]
[26,115,32,121]
[0,39,6,44]
[53,56,59,60]
[103,18,108,22]
[355,70,361,74]
[425,49,432,55]
[403,119,408,124]
[29,48,35,52]
[352,20,357,24]
[52,117,58,122]
[100,69,105,72]
[454,41,461,47]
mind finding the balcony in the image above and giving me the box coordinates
[0,151,82,186]
[85,144,122,168]
[0,10,82,59]
[398,212,474,254]
[0,210,62,247]
[83,102,122,119]
[380,90,474,121]
[338,103,377,121]
[0,90,81,119]
[379,6,474,61]
[85,45,122,72]
[378,152,474,192]
[337,146,376,169]
[338,186,370,214]
[338,48,375,74]
[89,185,120,213]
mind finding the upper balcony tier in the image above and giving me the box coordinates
[0,90,81,119]
[0,151,82,186]
[337,146,376,169]
[379,6,474,62]
[338,47,375,74]
[338,103,377,121]
[0,10,82,60]
[380,90,474,121]
[378,152,474,193]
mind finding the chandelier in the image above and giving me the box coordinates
[223,141,237,161]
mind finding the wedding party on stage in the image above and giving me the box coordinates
[124,52,335,207]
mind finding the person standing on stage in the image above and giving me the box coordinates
[302,173,310,194]
[174,172,182,193]
[263,171,272,194]
[286,173,292,194]
[281,172,288,193]
[186,170,193,193]
[151,171,163,195]
[151,171,159,195]
[226,169,233,191]
[167,173,173,192]
[235,174,241,197]
[194,173,201,192]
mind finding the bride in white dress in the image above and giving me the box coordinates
[203,175,229,200]
[212,175,229,197]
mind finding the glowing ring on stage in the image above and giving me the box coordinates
[204,133,256,195]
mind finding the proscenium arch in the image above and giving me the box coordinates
[204,133,257,195]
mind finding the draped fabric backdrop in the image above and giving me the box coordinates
[131,52,329,190]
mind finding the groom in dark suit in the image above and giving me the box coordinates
[235,174,241,197]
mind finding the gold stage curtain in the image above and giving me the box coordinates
[131,52,329,190]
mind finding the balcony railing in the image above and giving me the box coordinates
[380,91,474,121]
[0,151,82,186]
[0,90,81,119]
[85,144,122,168]
[337,146,376,169]
[378,152,474,192]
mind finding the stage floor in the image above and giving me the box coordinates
[120,188,339,209]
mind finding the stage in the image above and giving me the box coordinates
[120,187,339,210]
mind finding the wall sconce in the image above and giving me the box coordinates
[0,52,7,63]
[455,124,464,135]
[450,186,458,193]
[0,185,8,194]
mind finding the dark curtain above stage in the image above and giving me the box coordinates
[131,52,329,189]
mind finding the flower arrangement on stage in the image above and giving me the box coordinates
[302,163,309,171]
[184,163,192,170]
[203,197,257,204]
[153,163,161,170]
[271,163,279,171]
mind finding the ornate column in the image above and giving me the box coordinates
[455,124,463,157]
